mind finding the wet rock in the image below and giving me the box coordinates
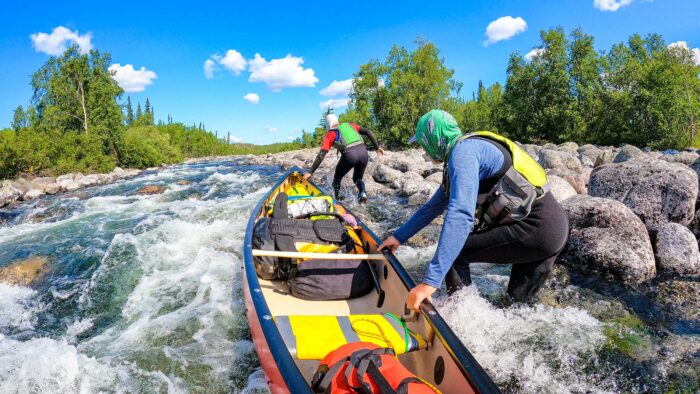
[541,264,570,291]
[547,175,577,202]
[137,185,166,195]
[538,149,582,172]
[404,224,440,248]
[372,164,403,184]
[0,256,50,287]
[589,159,698,233]
[560,195,656,284]
[613,144,645,163]
[0,181,23,207]
[654,223,700,276]
[654,280,700,322]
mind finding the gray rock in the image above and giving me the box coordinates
[78,174,101,187]
[395,172,426,196]
[408,184,440,206]
[589,159,698,233]
[546,169,587,194]
[547,175,577,202]
[22,189,44,200]
[655,223,700,276]
[44,183,61,195]
[538,149,582,172]
[30,177,56,192]
[578,145,604,167]
[424,172,443,184]
[613,144,644,163]
[661,151,699,166]
[557,142,579,154]
[0,181,23,207]
[372,164,403,184]
[111,167,127,178]
[593,150,614,167]
[560,195,656,284]
[56,174,82,192]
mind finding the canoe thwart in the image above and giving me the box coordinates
[251,249,387,261]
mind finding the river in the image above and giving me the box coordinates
[0,159,696,393]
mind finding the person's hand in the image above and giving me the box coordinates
[302,173,312,180]
[406,283,437,312]
[376,148,385,156]
[377,235,400,252]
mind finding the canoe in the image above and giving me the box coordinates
[242,166,500,394]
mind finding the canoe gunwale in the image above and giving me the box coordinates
[242,166,500,394]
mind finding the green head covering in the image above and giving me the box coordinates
[411,109,463,162]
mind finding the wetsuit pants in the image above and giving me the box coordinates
[445,192,569,302]
[333,145,369,198]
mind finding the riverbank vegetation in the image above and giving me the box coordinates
[300,27,700,151]
[0,46,300,179]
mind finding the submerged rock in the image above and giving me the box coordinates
[589,159,698,233]
[654,280,700,322]
[137,185,166,195]
[175,180,191,186]
[560,195,656,284]
[654,223,700,276]
[0,256,50,287]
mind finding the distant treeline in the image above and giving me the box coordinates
[299,28,700,151]
[0,46,301,179]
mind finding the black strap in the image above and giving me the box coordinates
[396,377,428,394]
[312,358,349,393]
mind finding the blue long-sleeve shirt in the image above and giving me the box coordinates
[393,138,505,288]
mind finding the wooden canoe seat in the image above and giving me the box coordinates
[274,314,427,360]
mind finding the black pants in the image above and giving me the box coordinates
[445,192,569,302]
[333,145,369,198]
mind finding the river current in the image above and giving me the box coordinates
[0,159,696,393]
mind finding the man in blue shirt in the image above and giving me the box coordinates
[378,110,569,311]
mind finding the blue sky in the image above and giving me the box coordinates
[1,0,699,144]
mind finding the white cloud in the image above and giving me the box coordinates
[525,47,545,61]
[668,41,700,65]
[243,93,260,104]
[320,79,354,96]
[484,16,527,46]
[248,53,318,91]
[108,64,157,93]
[266,125,278,133]
[218,49,247,75]
[319,98,350,110]
[31,26,93,55]
[229,135,244,143]
[593,0,633,11]
[203,59,217,79]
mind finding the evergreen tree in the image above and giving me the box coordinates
[136,102,143,120]
[126,96,134,125]
[145,98,151,114]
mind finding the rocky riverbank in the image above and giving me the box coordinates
[238,143,700,316]
[0,167,143,209]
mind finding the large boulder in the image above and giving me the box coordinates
[654,223,700,276]
[589,159,698,233]
[538,149,582,172]
[395,171,426,196]
[557,142,579,155]
[560,195,656,284]
[56,173,82,192]
[547,175,577,202]
[577,144,604,167]
[0,181,23,207]
[613,144,645,163]
[424,172,443,185]
[372,164,403,184]
[78,174,102,187]
[408,183,440,206]
[137,185,166,195]
[0,256,50,287]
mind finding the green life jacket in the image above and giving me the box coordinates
[444,131,550,229]
[332,123,363,152]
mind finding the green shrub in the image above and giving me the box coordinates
[119,126,183,168]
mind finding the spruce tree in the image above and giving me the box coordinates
[136,102,143,120]
[145,98,151,114]
[126,96,134,125]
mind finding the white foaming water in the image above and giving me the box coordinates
[0,284,39,331]
[0,163,272,393]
